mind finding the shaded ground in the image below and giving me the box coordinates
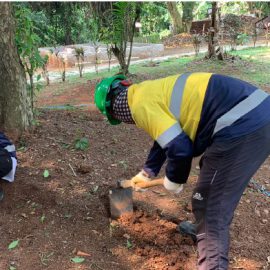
[0,110,269,270]
[36,79,97,108]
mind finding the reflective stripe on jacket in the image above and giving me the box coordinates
[128,73,270,183]
[128,73,212,146]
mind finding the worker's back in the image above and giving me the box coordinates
[128,73,270,156]
[195,74,270,156]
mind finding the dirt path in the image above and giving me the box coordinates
[0,110,269,270]
[36,42,270,110]
[39,41,268,83]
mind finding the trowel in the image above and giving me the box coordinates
[109,178,164,219]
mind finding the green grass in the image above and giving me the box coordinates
[128,57,194,81]
[228,46,270,86]
[47,46,270,89]
[129,47,270,87]
[229,46,270,60]
[65,56,196,84]
[133,34,162,44]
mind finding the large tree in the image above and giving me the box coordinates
[182,2,196,33]
[29,2,88,45]
[167,2,183,34]
[140,2,170,35]
[0,3,33,136]
[207,2,224,60]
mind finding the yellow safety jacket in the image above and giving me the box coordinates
[128,73,212,147]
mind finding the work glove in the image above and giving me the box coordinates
[131,170,151,185]
[118,170,152,190]
[163,176,183,194]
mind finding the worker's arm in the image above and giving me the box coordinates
[132,132,193,192]
[143,141,167,177]
[129,141,166,185]
[131,104,193,189]
[158,131,193,193]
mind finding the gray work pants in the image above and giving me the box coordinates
[192,122,270,270]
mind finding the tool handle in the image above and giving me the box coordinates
[135,178,164,188]
[119,175,198,189]
[137,175,197,188]
[119,178,164,189]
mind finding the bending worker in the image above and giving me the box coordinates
[94,72,270,270]
[0,132,17,200]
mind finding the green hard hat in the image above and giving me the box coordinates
[94,74,126,125]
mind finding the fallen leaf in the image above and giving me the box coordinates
[40,214,46,223]
[71,256,85,263]
[92,185,99,193]
[8,240,19,250]
[43,169,50,178]
[77,250,91,257]
[126,239,132,249]
[152,190,166,196]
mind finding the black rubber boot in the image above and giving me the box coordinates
[0,187,4,201]
[176,221,197,243]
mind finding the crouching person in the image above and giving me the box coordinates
[0,132,17,200]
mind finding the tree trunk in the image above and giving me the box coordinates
[208,2,217,58]
[63,4,73,45]
[94,46,99,74]
[182,1,195,33]
[79,65,83,77]
[42,66,50,86]
[0,3,33,137]
[247,2,255,14]
[167,2,182,35]
[111,46,128,75]
[266,25,269,46]
[126,3,141,71]
[185,22,192,33]
[106,44,112,72]
[29,73,34,110]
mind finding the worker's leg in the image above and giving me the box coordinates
[192,123,270,270]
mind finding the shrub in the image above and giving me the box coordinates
[236,33,250,46]
[222,14,244,50]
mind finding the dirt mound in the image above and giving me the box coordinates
[117,211,196,270]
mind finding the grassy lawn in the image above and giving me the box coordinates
[129,46,270,87]
[229,46,270,61]
[47,46,270,90]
